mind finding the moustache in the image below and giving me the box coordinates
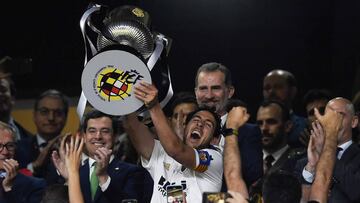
[203,98,218,103]
[262,134,273,138]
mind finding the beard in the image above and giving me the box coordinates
[262,133,285,152]
[198,102,223,115]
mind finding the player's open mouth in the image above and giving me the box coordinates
[190,131,201,139]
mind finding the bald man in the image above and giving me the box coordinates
[263,69,307,148]
[301,97,360,203]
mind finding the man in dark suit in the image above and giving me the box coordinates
[194,62,263,189]
[0,69,32,169]
[24,89,69,185]
[249,100,305,200]
[263,69,307,148]
[53,110,153,203]
[256,100,305,174]
[300,97,360,202]
[0,121,46,203]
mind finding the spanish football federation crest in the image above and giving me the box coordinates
[81,50,151,115]
[77,4,173,119]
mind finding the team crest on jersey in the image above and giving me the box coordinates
[199,152,208,161]
[194,150,212,173]
[163,162,171,171]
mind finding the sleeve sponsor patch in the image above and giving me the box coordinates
[193,150,212,173]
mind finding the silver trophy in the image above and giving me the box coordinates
[78,4,172,117]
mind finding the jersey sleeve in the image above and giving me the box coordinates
[193,148,223,173]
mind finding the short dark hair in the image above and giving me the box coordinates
[262,170,301,203]
[41,184,69,203]
[34,89,69,116]
[260,100,290,122]
[303,89,332,107]
[0,75,16,97]
[169,92,198,117]
[80,109,118,135]
[185,107,221,138]
[0,57,16,97]
[195,62,232,87]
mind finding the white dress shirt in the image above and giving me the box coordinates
[302,140,353,183]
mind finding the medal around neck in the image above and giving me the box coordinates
[81,49,151,115]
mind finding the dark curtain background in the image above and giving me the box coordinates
[1,0,360,117]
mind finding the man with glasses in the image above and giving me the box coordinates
[52,109,153,203]
[21,89,69,184]
[0,121,46,203]
[303,89,332,125]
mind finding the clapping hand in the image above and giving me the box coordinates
[314,107,343,139]
[2,159,19,191]
[94,147,112,185]
[306,121,325,173]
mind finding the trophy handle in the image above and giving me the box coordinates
[77,4,102,119]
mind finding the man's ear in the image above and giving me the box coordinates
[228,85,235,98]
[351,115,359,129]
[284,120,293,134]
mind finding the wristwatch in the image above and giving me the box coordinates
[222,128,238,136]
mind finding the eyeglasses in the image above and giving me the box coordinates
[308,106,326,116]
[86,128,112,136]
[0,142,16,152]
[36,107,65,117]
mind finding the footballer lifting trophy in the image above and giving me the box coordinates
[77,4,173,118]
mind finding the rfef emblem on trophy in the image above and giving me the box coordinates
[78,4,173,117]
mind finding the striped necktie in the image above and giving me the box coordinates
[264,154,275,173]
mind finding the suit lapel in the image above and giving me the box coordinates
[268,148,290,174]
[93,158,116,202]
[14,121,29,139]
[80,161,92,203]
[31,136,40,160]
[340,143,359,162]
